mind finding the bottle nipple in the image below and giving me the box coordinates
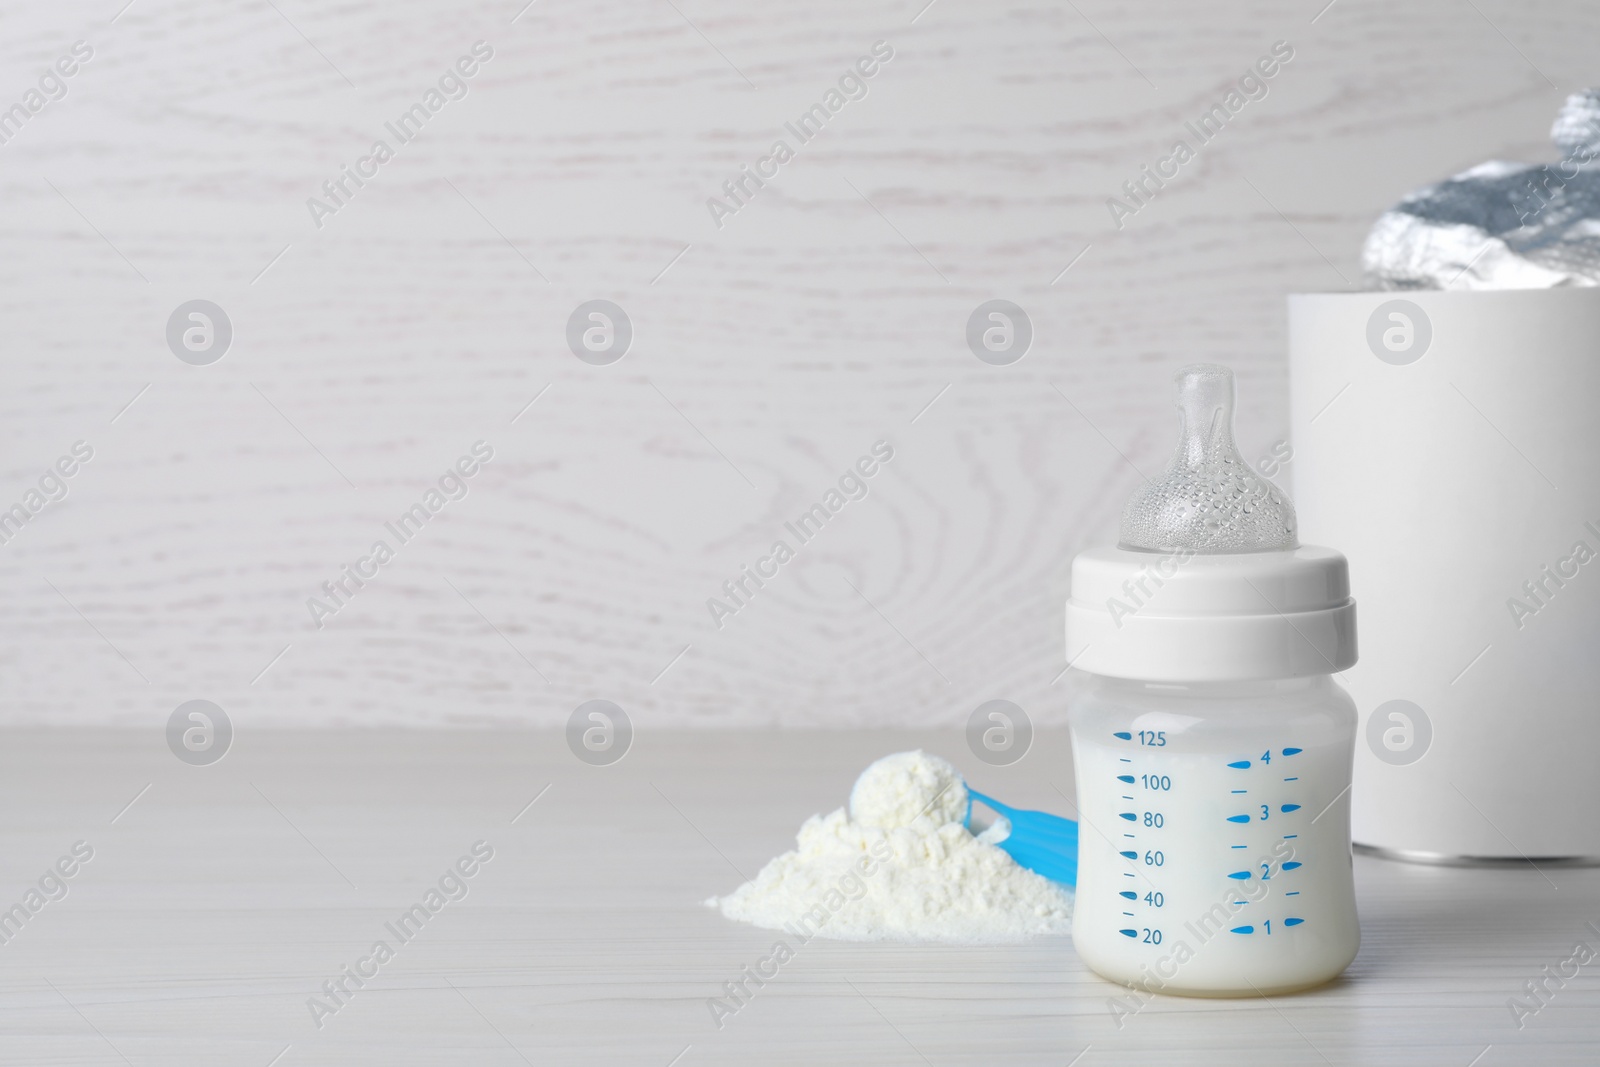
[1118,364,1298,553]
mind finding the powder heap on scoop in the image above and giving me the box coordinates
[848,749,970,828]
[707,751,1073,943]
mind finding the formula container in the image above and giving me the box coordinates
[1289,290,1600,862]
[1065,364,1360,997]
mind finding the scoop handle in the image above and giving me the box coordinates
[968,789,1079,887]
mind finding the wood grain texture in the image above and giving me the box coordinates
[0,0,1596,725]
[1,729,1595,1064]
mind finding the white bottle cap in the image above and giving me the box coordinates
[1065,545,1358,682]
[1067,364,1357,682]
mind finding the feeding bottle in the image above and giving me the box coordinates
[1065,364,1359,997]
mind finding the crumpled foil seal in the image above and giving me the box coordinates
[1362,90,1600,289]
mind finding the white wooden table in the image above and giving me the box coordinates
[3,728,1593,1065]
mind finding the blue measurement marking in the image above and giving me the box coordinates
[1122,795,1134,800]
[1120,928,1138,937]
[1123,911,1134,916]
[1232,844,1247,849]
[1120,891,1138,900]
[1282,861,1303,871]
[1124,834,1136,839]
[1120,758,1132,764]
[1114,731,1132,740]
[1231,925,1254,934]
[1117,775,1135,783]
[1282,804,1302,813]
[1227,871,1251,880]
[1120,851,1138,860]
[1284,917,1305,927]
[1284,777,1298,782]
[1283,834,1298,839]
[1124,873,1135,878]
[1227,760,1251,769]
[1232,789,1248,794]
[1283,747,1302,756]
[1226,814,1250,823]
[1285,891,1300,897]
[1119,812,1137,821]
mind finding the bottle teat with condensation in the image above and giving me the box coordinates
[1065,363,1361,997]
[1119,363,1297,554]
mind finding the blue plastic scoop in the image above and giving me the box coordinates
[966,788,1079,887]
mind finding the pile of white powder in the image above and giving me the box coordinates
[707,751,1073,943]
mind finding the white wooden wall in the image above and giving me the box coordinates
[0,0,1593,726]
